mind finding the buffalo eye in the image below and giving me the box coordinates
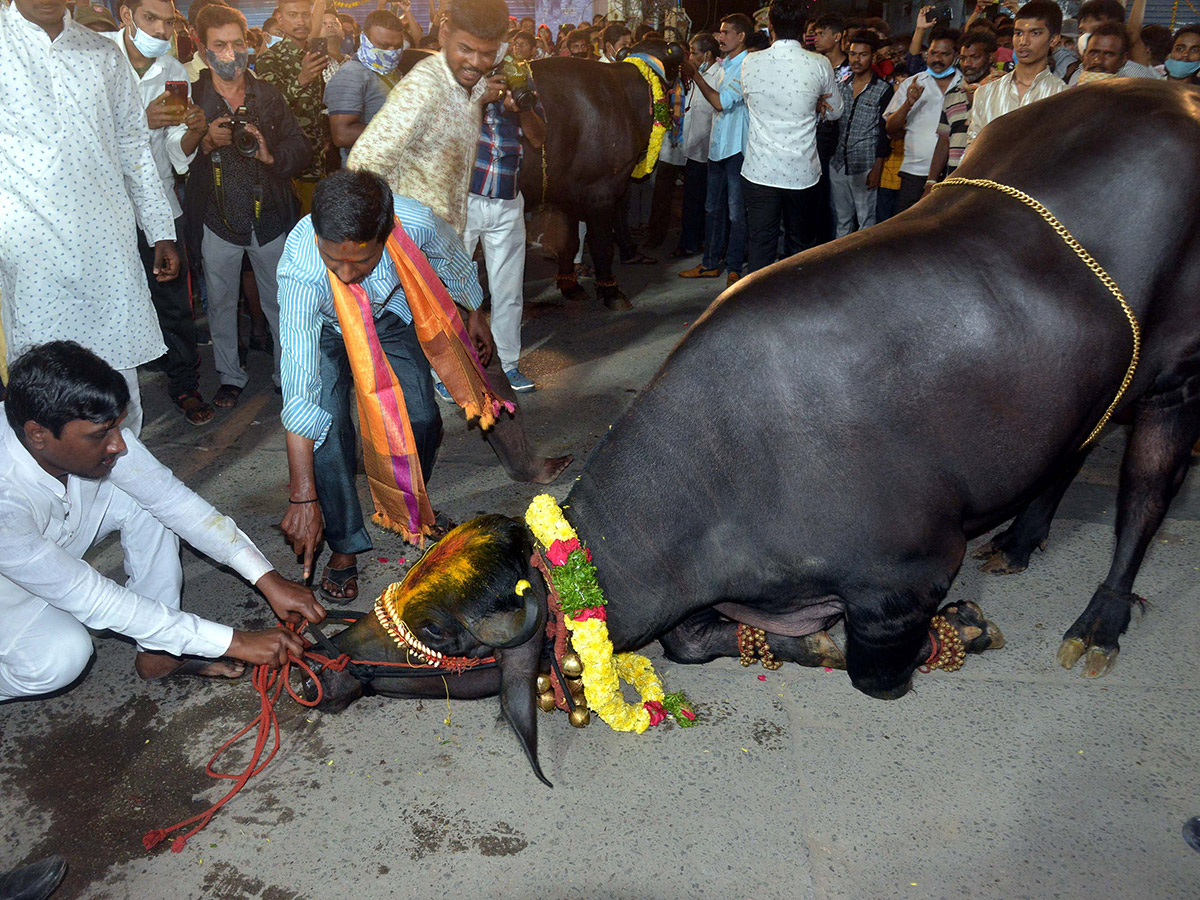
[422,622,444,640]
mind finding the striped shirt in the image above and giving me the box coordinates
[276,198,483,447]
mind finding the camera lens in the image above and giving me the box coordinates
[233,124,259,158]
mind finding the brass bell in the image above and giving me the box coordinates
[561,652,583,678]
[566,677,583,694]
[535,673,552,694]
[537,690,557,712]
[570,691,587,711]
[568,707,591,728]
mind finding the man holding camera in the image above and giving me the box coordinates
[106,0,214,426]
[463,57,546,393]
[255,0,332,213]
[182,3,313,409]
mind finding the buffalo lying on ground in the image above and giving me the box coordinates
[308,83,1200,783]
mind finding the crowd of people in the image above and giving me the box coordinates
[0,0,1198,889]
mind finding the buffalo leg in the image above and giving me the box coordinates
[556,218,587,301]
[658,608,844,669]
[586,206,631,311]
[1059,391,1200,677]
[972,450,1089,574]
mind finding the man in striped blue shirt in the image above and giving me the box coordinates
[276,171,569,601]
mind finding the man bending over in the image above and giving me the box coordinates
[0,342,322,701]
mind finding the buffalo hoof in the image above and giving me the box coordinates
[557,279,588,302]
[787,630,846,669]
[937,600,1005,654]
[600,288,633,311]
[1057,638,1119,677]
[971,533,1045,575]
[1056,584,1142,677]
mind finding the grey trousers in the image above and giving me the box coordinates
[829,165,878,237]
[201,225,285,388]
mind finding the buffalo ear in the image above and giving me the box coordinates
[497,631,552,788]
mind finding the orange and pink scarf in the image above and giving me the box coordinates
[326,217,513,545]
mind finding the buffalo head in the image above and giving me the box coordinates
[616,38,686,84]
[307,515,554,785]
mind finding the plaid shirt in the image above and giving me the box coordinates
[833,73,894,176]
[470,100,543,201]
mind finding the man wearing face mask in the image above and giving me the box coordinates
[1165,24,1200,84]
[884,24,963,213]
[0,0,180,437]
[183,0,227,82]
[106,0,214,426]
[925,29,998,188]
[182,3,313,410]
[263,15,285,49]
[325,9,408,164]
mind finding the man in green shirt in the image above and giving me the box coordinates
[255,0,330,212]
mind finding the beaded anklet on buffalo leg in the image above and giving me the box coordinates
[737,624,784,671]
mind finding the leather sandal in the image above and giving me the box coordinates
[320,564,359,603]
[173,390,214,426]
[211,384,243,409]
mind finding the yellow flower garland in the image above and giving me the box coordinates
[525,495,665,733]
[623,57,669,179]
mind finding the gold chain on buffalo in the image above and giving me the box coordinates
[931,177,1141,449]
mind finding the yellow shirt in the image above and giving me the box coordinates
[880,137,904,191]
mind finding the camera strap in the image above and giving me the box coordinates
[211,91,263,233]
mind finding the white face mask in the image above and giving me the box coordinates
[265,33,284,48]
[128,22,173,58]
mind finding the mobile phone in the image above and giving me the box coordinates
[307,36,327,56]
[929,4,954,22]
[164,80,188,105]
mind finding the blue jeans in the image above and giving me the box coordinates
[313,312,443,555]
[702,153,747,273]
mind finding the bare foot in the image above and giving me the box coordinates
[530,454,573,485]
[135,651,245,681]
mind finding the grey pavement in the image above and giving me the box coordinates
[2,247,1198,900]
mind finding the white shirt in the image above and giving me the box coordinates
[741,40,843,190]
[0,413,273,659]
[884,68,963,177]
[967,66,1066,146]
[0,5,173,370]
[104,29,197,223]
[682,66,716,163]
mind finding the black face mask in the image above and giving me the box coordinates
[570,49,588,57]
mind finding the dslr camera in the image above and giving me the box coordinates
[488,56,537,111]
[225,106,260,159]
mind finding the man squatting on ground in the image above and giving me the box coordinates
[0,342,324,701]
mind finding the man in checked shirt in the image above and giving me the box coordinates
[462,75,546,393]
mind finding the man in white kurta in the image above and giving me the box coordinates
[0,0,180,435]
[0,342,323,701]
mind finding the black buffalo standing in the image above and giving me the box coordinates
[521,45,679,310]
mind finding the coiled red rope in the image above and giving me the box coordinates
[142,621,491,854]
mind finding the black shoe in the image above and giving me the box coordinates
[0,856,67,900]
[1184,816,1200,853]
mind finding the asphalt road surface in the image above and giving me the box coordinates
[2,248,1197,900]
